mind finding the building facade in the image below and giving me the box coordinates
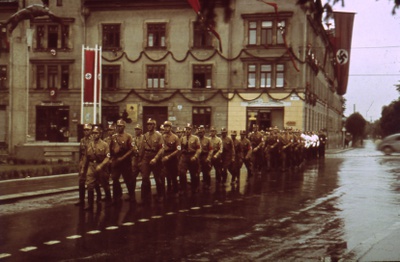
[0,0,345,158]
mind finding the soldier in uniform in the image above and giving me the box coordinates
[109,119,136,204]
[270,127,281,170]
[220,128,235,185]
[228,130,242,185]
[139,118,163,204]
[81,126,110,211]
[239,130,252,180]
[132,124,143,200]
[178,124,201,194]
[209,126,223,186]
[318,129,327,158]
[74,123,92,207]
[102,124,115,201]
[279,128,293,171]
[197,125,213,190]
[161,121,181,196]
[249,124,264,176]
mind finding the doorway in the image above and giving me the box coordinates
[36,105,69,142]
[142,106,168,131]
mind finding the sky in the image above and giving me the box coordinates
[328,0,400,122]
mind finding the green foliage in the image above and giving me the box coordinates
[345,112,366,146]
[380,100,400,137]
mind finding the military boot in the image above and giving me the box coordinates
[74,183,85,207]
[84,189,94,212]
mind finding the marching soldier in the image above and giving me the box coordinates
[74,123,92,207]
[249,124,263,176]
[132,124,143,199]
[178,124,201,194]
[220,128,235,185]
[81,126,110,211]
[109,119,136,204]
[209,126,223,186]
[161,121,181,196]
[197,125,213,190]
[228,130,242,185]
[270,127,281,170]
[239,130,252,180]
[139,118,163,204]
[102,124,115,201]
[279,128,293,171]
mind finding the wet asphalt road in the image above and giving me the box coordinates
[0,140,399,261]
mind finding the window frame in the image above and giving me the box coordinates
[193,21,213,49]
[146,23,167,49]
[246,63,285,89]
[31,62,72,90]
[102,23,121,51]
[33,23,71,51]
[102,65,120,91]
[146,65,166,89]
[192,106,212,130]
[0,25,9,52]
[0,65,7,90]
[192,64,213,89]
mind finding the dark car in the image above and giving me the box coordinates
[377,133,400,155]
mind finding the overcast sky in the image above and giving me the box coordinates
[328,0,400,122]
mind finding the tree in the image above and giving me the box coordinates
[345,112,366,147]
[380,100,400,137]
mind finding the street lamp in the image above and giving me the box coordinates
[342,127,346,149]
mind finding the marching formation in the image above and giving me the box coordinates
[75,119,327,211]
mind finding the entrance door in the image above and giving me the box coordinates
[246,107,283,132]
[36,106,69,142]
[142,106,168,131]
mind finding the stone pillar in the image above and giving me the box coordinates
[9,22,29,153]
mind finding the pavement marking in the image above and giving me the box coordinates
[225,200,233,203]
[0,253,11,259]
[44,240,61,245]
[138,218,150,222]
[203,204,212,208]
[178,209,189,213]
[105,226,118,230]
[87,230,101,235]
[166,212,176,215]
[122,222,135,226]
[66,235,82,239]
[190,206,201,210]
[20,246,37,252]
[151,215,162,219]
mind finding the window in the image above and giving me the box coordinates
[102,24,121,50]
[102,65,120,90]
[147,23,166,49]
[192,107,212,129]
[242,14,288,47]
[193,64,212,88]
[34,64,70,90]
[246,63,284,88]
[147,65,165,88]
[193,21,212,48]
[0,25,9,52]
[0,66,7,90]
[34,24,70,50]
[57,0,63,6]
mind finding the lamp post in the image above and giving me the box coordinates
[342,127,346,149]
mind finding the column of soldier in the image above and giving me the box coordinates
[75,119,327,212]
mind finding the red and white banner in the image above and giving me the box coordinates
[81,45,102,124]
[332,12,355,96]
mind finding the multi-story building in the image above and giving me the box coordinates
[0,0,346,161]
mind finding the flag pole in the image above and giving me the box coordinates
[93,44,98,124]
[80,45,85,124]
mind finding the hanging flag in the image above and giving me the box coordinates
[81,45,102,124]
[187,0,201,15]
[187,0,223,52]
[332,11,355,96]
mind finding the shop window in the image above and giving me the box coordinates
[192,107,212,129]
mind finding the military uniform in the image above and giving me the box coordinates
[249,125,264,175]
[82,126,110,211]
[279,129,293,171]
[209,127,223,185]
[75,124,92,206]
[109,120,135,203]
[161,121,181,196]
[318,130,327,158]
[132,124,143,199]
[220,128,235,184]
[139,118,164,203]
[178,124,201,193]
[197,126,213,189]
[228,131,242,185]
[239,130,252,179]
